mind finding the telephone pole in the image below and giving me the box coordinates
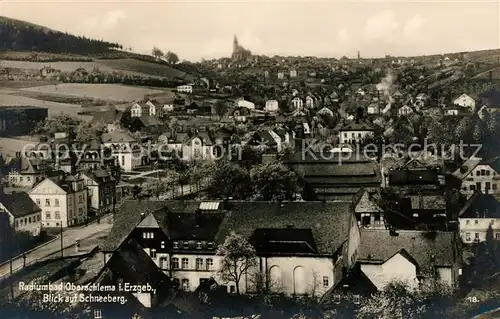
[60,223,63,257]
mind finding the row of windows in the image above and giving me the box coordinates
[465,219,495,225]
[153,254,214,271]
[36,198,60,207]
[9,175,41,183]
[45,211,61,220]
[15,214,40,228]
[465,233,500,241]
[474,169,496,176]
[467,183,498,191]
[141,233,214,250]
[343,132,365,139]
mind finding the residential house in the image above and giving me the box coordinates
[398,105,414,117]
[101,131,142,172]
[338,121,374,145]
[131,103,149,118]
[453,93,476,112]
[453,156,500,197]
[129,115,162,133]
[283,151,381,200]
[177,85,194,93]
[305,95,316,109]
[0,186,42,235]
[458,191,500,243]
[443,105,461,116]
[290,69,298,78]
[265,100,279,113]
[81,169,116,216]
[28,174,88,228]
[7,157,46,188]
[101,200,361,297]
[182,131,216,161]
[352,188,385,229]
[291,97,304,111]
[357,229,462,290]
[277,72,285,80]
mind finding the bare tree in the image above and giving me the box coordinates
[309,270,322,299]
[216,232,258,295]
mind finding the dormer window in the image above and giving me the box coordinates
[207,242,214,250]
[196,242,202,249]
[161,241,165,249]
[183,241,189,248]
[173,242,179,249]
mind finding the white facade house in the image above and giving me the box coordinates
[131,103,143,118]
[163,104,174,113]
[265,100,279,113]
[458,191,500,243]
[305,96,315,109]
[101,131,142,172]
[0,188,42,236]
[453,93,476,112]
[277,72,285,79]
[177,85,193,93]
[182,133,215,161]
[29,175,88,228]
[237,99,255,110]
[291,97,303,110]
[290,69,298,78]
[146,100,156,117]
[338,122,374,145]
[453,157,500,197]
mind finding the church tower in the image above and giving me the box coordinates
[233,35,239,53]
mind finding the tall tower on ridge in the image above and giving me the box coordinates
[233,35,239,53]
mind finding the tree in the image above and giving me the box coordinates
[207,161,251,199]
[249,162,303,201]
[75,121,106,142]
[152,46,164,59]
[215,100,229,120]
[31,114,81,136]
[164,51,179,64]
[216,232,258,295]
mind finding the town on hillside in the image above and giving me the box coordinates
[1,7,500,319]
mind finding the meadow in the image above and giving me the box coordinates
[0,93,84,119]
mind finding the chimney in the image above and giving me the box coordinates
[140,212,145,220]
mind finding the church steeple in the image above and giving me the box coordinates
[233,35,239,52]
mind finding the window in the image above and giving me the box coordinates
[343,133,347,138]
[475,233,480,240]
[27,177,31,182]
[172,258,179,269]
[475,220,479,224]
[36,199,40,206]
[28,217,32,223]
[45,212,51,219]
[143,232,154,239]
[173,242,179,249]
[207,242,214,250]
[481,169,486,176]
[353,295,360,305]
[477,182,482,190]
[181,279,189,291]
[486,170,491,176]
[206,258,213,270]
[150,249,157,258]
[181,258,189,269]
[78,195,82,203]
[45,199,50,206]
[196,258,203,270]
[323,276,329,287]
[55,199,59,207]
[496,233,500,240]
[121,156,125,166]
[161,241,165,249]
[69,200,72,206]
[36,215,40,222]
[229,285,236,293]
[333,294,341,304]
[466,220,470,225]
[183,241,189,248]
[486,182,491,190]
[94,309,102,319]
[494,184,498,190]
[196,242,202,249]
[55,211,60,220]
[466,233,471,241]
[159,257,168,269]
[476,171,480,176]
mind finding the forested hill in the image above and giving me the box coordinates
[0,16,123,54]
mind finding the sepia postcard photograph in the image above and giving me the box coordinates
[0,0,500,318]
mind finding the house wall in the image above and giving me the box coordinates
[459,218,500,242]
[461,164,500,196]
[104,142,142,172]
[0,202,42,236]
[259,256,335,297]
[265,100,279,112]
[346,213,361,267]
[361,253,419,291]
[454,95,475,111]
[8,172,41,188]
[339,130,373,144]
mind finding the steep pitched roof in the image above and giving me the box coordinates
[0,191,41,218]
[352,188,383,213]
[409,195,447,210]
[453,156,482,180]
[101,131,137,143]
[358,229,459,268]
[459,191,500,218]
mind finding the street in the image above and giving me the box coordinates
[0,215,113,279]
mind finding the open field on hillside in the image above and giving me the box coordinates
[20,83,164,102]
[0,136,38,157]
[0,58,195,81]
[0,80,59,89]
[0,93,85,119]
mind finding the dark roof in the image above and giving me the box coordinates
[136,115,161,127]
[247,130,278,147]
[215,201,354,255]
[459,191,500,218]
[91,108,123,124]
[249,228,318,255]
[339,121,374,131]
[388,169,439,186]
[358,229,459,268]
[409,195,447,210]
[103,200,355,257]
[0,191,41,218]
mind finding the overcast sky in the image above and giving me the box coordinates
[1,0,499,61]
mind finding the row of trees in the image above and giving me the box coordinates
[0,19,121,53]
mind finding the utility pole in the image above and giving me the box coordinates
[60,223,63,257]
